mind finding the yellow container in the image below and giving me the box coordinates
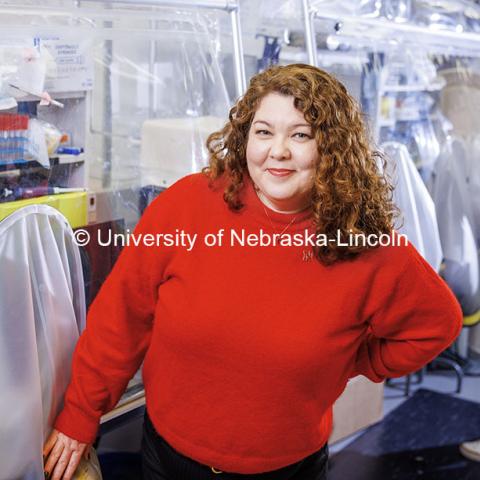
[0,192,88,228]
[464,310,480,328]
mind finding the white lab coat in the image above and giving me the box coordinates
[439,66,480,346]
[381,141,443,272]
[428,136,480,315]
[465,135,480,245]
[0,205,85,480]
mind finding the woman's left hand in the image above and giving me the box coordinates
[43,429,90,480]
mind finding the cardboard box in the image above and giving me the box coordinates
[329,375,384,444]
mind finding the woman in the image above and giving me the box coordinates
[44,64,462,479]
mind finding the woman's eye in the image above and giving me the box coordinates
[256,130,271,136]
[293,132,311,139]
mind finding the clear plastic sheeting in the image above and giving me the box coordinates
[413,0,480,33]
[439,66,480,244]
[0,204,85,479]
[437,63,480,241]
[431,61,480,317]
[86,6,230,228]
[428,135,480,314]
[140,116,224,187]
[311,0,480,30]
[0,2,231,230]
[229,0,307,87]
[381,141,442,271]
[376,48,457,176]
[311,0,411,22]
[311,2,480,60]
[88,10,229,181]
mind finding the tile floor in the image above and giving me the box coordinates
[330,370,480,455]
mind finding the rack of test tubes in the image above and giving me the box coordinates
[0,114,29,166]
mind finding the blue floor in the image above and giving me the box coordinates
[328,389,480,480]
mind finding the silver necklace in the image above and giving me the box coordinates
[262,205,297,236]
[263,205,314,261]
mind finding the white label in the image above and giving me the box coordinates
[41,35,94,92]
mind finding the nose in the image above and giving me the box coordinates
[269,135,291,161]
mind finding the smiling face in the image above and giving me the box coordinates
[246,92,318,213]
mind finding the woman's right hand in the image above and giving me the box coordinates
[43,429,90,480]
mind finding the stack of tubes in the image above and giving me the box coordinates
[0,114,29,166]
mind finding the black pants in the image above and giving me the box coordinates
[142,412,328,480]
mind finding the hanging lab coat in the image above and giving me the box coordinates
[465,135,480,245]
[381,141,443,272]
[440,67,480,244]
[428,136,480,315]
[0,205,85,480]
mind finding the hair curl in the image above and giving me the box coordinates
[203,64,397,264]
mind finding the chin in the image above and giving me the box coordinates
[261,188,289,200]
[263,185,295,198]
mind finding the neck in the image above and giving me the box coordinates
[256,189,309,214]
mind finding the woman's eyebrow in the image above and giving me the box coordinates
[253,120,272,127]
[290,123,311,128]
[253,120,311,129]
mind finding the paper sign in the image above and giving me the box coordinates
[41,34,94,92]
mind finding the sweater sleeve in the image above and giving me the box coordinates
[54,195,174,443]
[354,241,463,383]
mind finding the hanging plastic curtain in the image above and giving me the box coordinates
[0,205,85,479]
[428,58,480,322]
[428,134,480,315]
[81,3,231,229]
[380,141,443,271]
[439,66,480,244]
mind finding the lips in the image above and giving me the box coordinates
[267,168,295,177]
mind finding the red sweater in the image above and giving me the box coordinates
[55,173,462,474]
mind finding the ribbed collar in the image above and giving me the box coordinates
[239,175,313,232]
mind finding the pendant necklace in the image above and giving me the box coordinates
[255,186,313,261]
[263,205,313,261]
[262,204,297,236]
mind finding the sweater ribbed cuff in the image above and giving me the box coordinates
[54,403,100,444]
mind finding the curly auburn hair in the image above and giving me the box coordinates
[203,63,397,264]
